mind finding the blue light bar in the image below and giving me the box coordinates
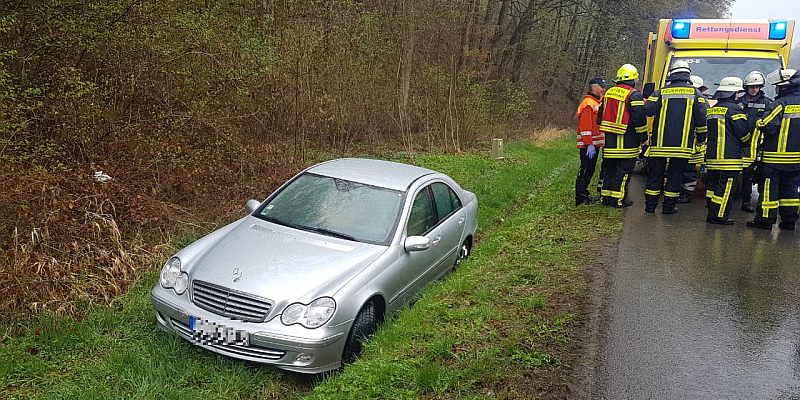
[769,21,787,40]
[671,20,691,39]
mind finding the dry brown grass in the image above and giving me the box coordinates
[529,125,571,144]
[0,134,305,322]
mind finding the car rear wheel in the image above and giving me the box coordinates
[341,300,377,364]
[454,239,470,268]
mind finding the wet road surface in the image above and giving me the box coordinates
[595,174,800,399]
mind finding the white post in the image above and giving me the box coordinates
[491,138,504,160]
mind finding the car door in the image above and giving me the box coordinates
[392,185,444,306]
[430,181,466,270]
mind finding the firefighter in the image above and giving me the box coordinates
[705,77,750,225]
[642,61,708,214]
[747,69,800,231]
[738,71,772,212]
[677,75,710,204]
[596,64,647,208]
[575,77,607,206]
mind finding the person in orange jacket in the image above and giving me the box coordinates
[575,77,607,205]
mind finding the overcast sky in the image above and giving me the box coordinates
[727,0,800,46]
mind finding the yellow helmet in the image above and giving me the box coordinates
[616,64,639,81]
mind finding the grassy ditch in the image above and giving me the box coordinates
[1,137,621,399]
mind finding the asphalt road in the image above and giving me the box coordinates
[595,173,800,399]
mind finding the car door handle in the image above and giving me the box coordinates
[458,216,465,225]
[432,235,441,245]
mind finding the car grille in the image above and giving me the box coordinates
[170,319,286,360]
[191,280,273,322]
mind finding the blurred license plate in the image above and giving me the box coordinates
[190,317,249,346]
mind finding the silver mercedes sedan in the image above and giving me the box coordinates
[151,158,478,373]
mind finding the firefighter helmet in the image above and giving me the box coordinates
[690,75,706,89]
[743,71,766,87]
[616,64,639,81]
[668,60,691,75]
[766,68,798,86]
[716,77,744,93]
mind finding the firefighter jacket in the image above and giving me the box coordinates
[576,93,604,149]
[739,90,772,167]
[597,82,647,159]
[705,98,750,171]
[756,82,800,171]
[643,76,708,159]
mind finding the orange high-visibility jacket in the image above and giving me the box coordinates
[576,94,604,148]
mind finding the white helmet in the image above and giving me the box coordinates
[716,77,744,93]
[690,75,706,89]
[669,60,691,75]
[743,71,766,87]
[766,68,798,86]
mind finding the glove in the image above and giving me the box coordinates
[586,144,596,159]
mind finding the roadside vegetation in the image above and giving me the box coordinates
[1,137,620,399]
[3,0,729,397]
[2,0,728,321]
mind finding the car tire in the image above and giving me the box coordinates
[454,240,470,268]
[341,300,377,364]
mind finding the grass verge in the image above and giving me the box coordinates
[1,137,621,399]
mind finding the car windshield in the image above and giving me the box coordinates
[672,57,783,99]
[254,173,404,245]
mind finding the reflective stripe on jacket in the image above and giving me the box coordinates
[643,81,708,159]
[739,91,772,166]
[756,86,800,169]
[576,94,604,148]
[705,99,750,171]
[690,139,706,164]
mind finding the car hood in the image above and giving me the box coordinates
[187,218,386,305]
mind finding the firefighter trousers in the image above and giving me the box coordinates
[601,157,635,206]
[706,170,739,222]
[753,165,800,225]
[645,157,688,211]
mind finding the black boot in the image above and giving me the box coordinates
[676,189,693,204]
[662,205,678,214]
[707,217,734,225]
[747,220,773,230]
[779,221,796,230]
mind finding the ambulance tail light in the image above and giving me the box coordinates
[769,21,787,40]
[671,20,691,39]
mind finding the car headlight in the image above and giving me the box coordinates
[159,257,189,295]
[280,297,336,328]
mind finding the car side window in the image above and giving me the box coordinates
[431,182,462,221]
[407,187,436,236]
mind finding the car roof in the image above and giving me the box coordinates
[307,158,438,191]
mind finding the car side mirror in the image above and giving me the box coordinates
[404,236,430,252]
[246,199,261,213]
[642,82,655,98]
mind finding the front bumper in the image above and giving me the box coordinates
[151,287,348,373]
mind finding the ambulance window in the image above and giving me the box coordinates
[672,57,783,99]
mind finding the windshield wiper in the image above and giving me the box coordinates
[262,216,357,241]
[302,226,357,241]
[261,215,304,230]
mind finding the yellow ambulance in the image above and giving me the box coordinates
[643,19,795,99]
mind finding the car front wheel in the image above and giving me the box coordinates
[454,240,470,268]
[341,300,377,364]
